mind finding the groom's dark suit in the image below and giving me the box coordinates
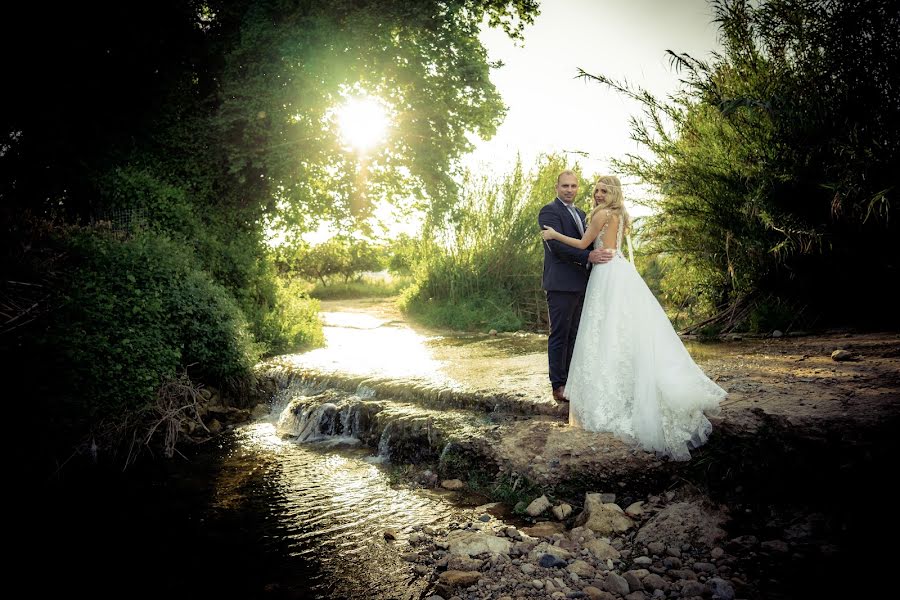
[539,198,592,394]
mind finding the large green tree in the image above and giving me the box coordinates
[583,0,899,330]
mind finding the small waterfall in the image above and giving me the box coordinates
[376,422,394,461]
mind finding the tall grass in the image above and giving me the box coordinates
[401,155,587,331]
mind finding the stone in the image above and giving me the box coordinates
[662,556,682,569]
[447,556,483,571]
[625,501,645,518]
[761,539,789,553]
[441,479,465,490]
[553,503,574,521]
[635,501,728,551]
[574,494,635,536]
[647,541,666,555]
[438,570,481,588]
[622,571,644,591]
[831,349,856,361]
[603,572,630,596]
[584,538,621,561]
[567,560,596,578]
[447,530,512,557]
[526,495,552,517]
[707,577,736,600]
[540,554,568,569]
[642,573,668,592]
[681,580,707,597]
[383,528,399,540]
[522,521,565,538]
[582,587,615,600]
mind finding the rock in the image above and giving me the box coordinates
[522,521,565,538]
[553,503,573,521]
[383,528,399,540]
[447,530,512,557]
[693,562,717,574]
[566,560,596,578]
[662,556,682,569]
[726,535,758,553]
[647,541,665,555]
[438,570,481,588]
[478,513,491,522]
[531,542,574,562]
[761,539,789,553]
[625,501,645,518]
[635,501,728,551]
[831,349,856,361]
[520,563,536,575]
[603,572,630,596]
[447,556,483,571]
[624,593,645,600]
[707,577,736,600]
[526,495,552,517]
[710,547,725,560]
[642,573,668,592]
[250,403,270,419]
[772,329,783,337]
[441,479,465,490]
[669,569,698,581]
[681,580,707,597]
[401,552,419,562]
[574,494,635,535]
[633,556,652,565]
[489,329,498,336]
[207,419,223,434]
[622,571,644,591]
[582,587,615,600]
[532,579,545,590]
[583,538,620,561]
[540,554,568,569]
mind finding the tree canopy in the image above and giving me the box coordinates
[583,0,899,330]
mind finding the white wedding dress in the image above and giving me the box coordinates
[566,216,726,460]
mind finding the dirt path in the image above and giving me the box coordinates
[312,297,900,488]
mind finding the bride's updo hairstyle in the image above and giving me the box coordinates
[589,175,632,230]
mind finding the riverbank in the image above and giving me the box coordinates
[255,297,899,599]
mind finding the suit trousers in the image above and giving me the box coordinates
[546,290,585,390]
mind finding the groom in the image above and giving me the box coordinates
[539,170,614,403]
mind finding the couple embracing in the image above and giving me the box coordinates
[539,170,726,461]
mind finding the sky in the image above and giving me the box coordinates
[464,0,723,209]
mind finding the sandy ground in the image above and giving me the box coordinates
[315,298,900,487]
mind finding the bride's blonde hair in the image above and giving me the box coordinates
[588,175,632,231]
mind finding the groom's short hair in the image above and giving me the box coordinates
[557,169,578,184]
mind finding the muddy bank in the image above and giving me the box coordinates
[257,299,900,599]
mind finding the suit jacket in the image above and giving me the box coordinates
[539,198,591,292]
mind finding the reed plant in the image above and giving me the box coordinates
[401,155,591,331]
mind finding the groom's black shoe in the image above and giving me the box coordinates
[552,386,568,403]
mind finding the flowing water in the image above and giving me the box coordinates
[29,298,732,598]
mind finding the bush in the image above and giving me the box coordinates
[258,277,324,354]
[42,228,261,443]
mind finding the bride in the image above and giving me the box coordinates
[541,176,726,460]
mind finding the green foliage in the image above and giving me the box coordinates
[258,277,324,354]
[49,229,260,426]
[309,273,412,300]
[583,0,900,330]
[400,155,570,331]
[274,236,387,286]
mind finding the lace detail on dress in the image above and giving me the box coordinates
[565,215,726,461]
[594,212,627,259]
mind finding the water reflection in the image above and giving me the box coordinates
[215,420,463,599]
[289,312,447,380]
